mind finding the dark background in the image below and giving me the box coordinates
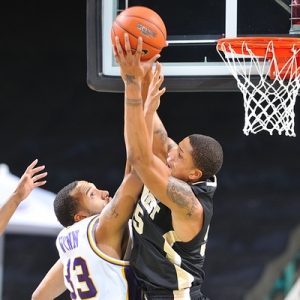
[1,1,300,299]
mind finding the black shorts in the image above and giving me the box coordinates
[142,285,210,300]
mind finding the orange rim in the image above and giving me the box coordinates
[217,37,300,57]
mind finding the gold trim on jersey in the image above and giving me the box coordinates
[163,230,182,245]
[87,215,130,266]
[163,231,182,265]
[173,286,193,299]
[162,232,194,290]
[121,266,130,300]
[174,264,194,290]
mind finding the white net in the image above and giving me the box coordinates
[217,40,300,136]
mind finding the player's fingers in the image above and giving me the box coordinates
[26,159,38,172]
[151,73,163,90]
[156,61,162,73]
[148,54,160,67]
[158,87,166,98]
[124,33,132,55]
[152,83,165,98]
[112,44,118,57]
[112,45,121,64]
[33,172,48,182]
[154,61,162,75]
[157,74,164,87]
[134,36,143,59]
[115,36,124,57]
[32,165,45,175]
[34,180,47,187]
[152,65,162,85]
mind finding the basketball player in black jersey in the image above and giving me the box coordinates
[114,34,223,300]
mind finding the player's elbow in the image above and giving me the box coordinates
[31,291,38,300]
[127,152,150,169]
[31,287,47,300]
[127,152,141,167]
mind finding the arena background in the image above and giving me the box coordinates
[1,1,300,299]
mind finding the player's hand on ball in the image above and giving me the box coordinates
[113,34,160,83]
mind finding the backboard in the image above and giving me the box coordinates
[86,0,292,92]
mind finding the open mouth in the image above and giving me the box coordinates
[166,157,171,169]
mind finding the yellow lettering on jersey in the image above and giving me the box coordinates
[133,186,161,235]
[149,204,160,219]
[133,204,144,234]
[140,186,160,218]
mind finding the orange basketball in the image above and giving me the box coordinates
[111,6,167,61]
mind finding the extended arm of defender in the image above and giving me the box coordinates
[142,66,177,162]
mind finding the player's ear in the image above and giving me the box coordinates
[74,213,87,223]
[189,168,202,181]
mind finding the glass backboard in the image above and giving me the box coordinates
[86,0,292,92]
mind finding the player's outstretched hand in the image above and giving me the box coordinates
[113,33,160,83]
[13,159,47,203]
[0,159,47,235]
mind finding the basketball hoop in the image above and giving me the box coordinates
[217,37,300,136]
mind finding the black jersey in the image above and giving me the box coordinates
[130,176,217,299]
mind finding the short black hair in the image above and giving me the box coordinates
[53,181,79,227]
[189,134,223,180]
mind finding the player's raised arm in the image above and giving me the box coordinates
[115,36,175,206]
[0,159,47,235]
[115,34,211,242]
[94,37,160,258]
[142,65,177,163]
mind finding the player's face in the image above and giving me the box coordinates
[167,137,195,182]
[71,181,111,216]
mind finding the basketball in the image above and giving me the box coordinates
[111,6,167,61]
